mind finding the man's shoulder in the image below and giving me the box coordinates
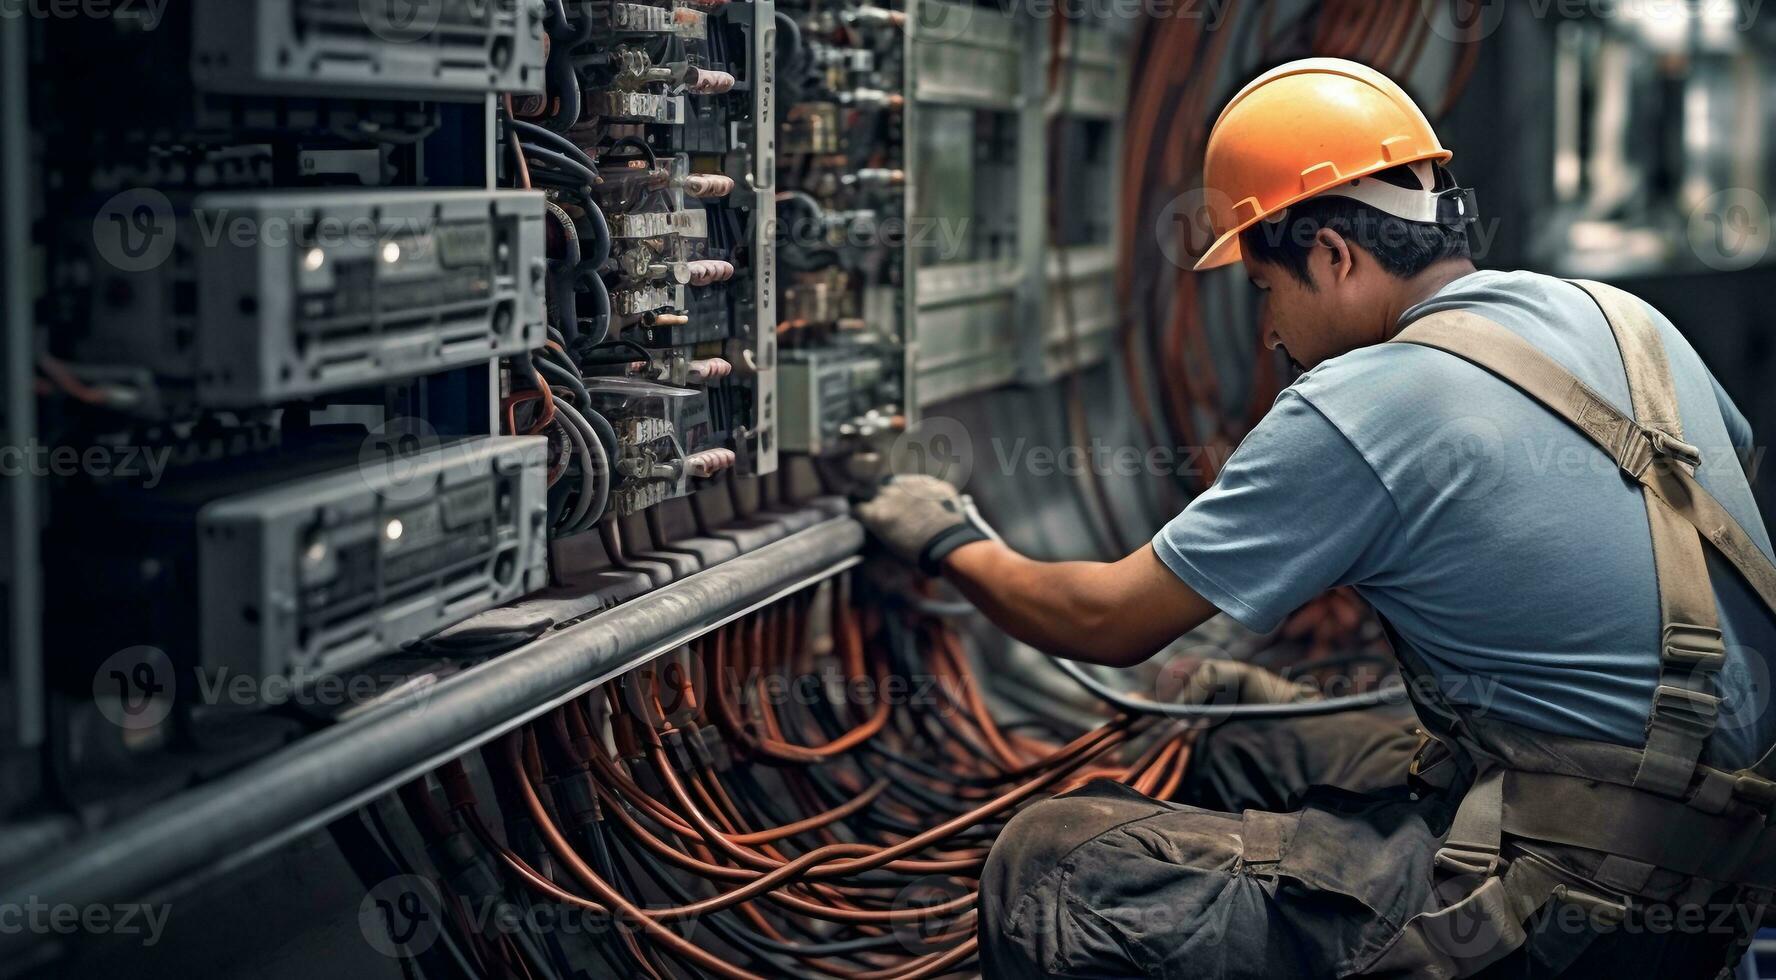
[1289,341,1479,422]
[1290,269,1606,427]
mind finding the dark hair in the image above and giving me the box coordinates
[1238,165,1471,286]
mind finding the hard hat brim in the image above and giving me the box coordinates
[1191,147,1454,272]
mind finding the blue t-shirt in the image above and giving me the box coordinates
[1152,269,1776,768]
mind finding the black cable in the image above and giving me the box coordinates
[544,46,582,132]
[608,136,657,169]
[582,338,656,372]
[579,195,611,271]
[526,144,599,188]
[536,355,592,411]
[577,273,611,349]
[513,119,597,172]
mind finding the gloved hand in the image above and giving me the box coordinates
[855,475,995,575]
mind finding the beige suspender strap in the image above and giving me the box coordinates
[1371,300,1776,977]
[1389,312,1776,620]
[1568,279,1725,799]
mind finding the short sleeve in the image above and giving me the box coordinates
[1150,390,1403,633]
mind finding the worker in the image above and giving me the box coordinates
[857,58,1776,978]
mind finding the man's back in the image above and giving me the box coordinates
[1152,269,1776,766]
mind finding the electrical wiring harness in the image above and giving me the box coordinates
[374,573,1204,979]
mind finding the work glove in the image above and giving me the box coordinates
[855,475,997,575]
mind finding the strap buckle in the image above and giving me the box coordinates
[1619,424,1703,478]
[1551,883,1632,928]
[1434,842,1502,879]
[1662,622,1727,672]
[1647,428,1703,469]
[1650,684,1722,740]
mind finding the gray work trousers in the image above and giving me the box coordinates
[979,709,1748,978]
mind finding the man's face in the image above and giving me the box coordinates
[1244,233,1377,371]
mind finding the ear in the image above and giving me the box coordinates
[1312,227,1355,286]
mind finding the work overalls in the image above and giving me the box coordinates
[980,281,1776,979]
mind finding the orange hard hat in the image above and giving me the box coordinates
[1195,58,1454,271]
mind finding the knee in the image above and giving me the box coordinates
[981,792,1172,977]
[982,790,1163,923]
[986,797,1103,895]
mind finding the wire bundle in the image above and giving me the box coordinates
[381,574,1198,979]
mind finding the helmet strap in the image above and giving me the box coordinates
[1316,161,1479,229]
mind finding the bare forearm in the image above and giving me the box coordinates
[939,540,1217,668]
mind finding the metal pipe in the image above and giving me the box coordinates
[0,515,865,960]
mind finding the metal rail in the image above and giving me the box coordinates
[0,514,865,966]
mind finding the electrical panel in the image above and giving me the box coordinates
[71,189,547,411]
[774,0,915,454]
[908,0,1029,404]
[51,436,549,687]
[512,0,778,533]
[1032,16,1129,382]
[188,0,546,100]
[45,0,544,150]
[24,0,558,768]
